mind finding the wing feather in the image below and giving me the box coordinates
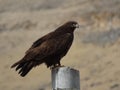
[24,33,73,62]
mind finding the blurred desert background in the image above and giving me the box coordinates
[0,0,120,90]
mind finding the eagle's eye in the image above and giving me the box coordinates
[72,23,79,28]
[72,23,76,27]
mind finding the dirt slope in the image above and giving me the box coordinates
[0,0,120,90]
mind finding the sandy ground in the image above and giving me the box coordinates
[0,0,120,90]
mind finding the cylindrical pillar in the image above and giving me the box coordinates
[51,67,80,90]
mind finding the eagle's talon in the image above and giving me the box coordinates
[51,65,65,70]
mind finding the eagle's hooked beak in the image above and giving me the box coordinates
[76,23,86,28]
[73,23,86,28]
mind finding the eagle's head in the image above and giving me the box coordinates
[55,21,80,33]
[64,21,79,29]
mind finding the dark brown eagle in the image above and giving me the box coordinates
[11,21,79,77]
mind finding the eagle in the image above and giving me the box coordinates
[11,21,79,77]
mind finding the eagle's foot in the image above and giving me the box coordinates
[50,65,65,70]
